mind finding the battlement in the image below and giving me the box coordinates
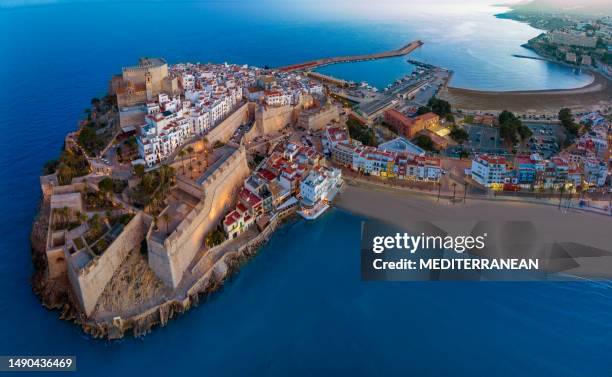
[147,145,249,288]
[66,212,147,317]
[163,145,246,246]
[122,57,167,73]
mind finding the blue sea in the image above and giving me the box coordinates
[0,1,610,376]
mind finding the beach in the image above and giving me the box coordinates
[336,181,611,252]
[438,72,612,113]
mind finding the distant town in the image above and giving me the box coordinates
[32,20,611,337]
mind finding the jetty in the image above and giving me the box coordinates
[512,54,548,61]
[278,40,423,72]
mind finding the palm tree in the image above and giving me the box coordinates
[153,215,159,231]
[201,136,209,156]
[186,146,195,173]
[179,149,187,175]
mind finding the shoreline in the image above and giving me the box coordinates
[438,71,612,113]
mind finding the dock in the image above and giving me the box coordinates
[278,40,424,72]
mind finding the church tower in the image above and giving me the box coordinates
[145,71,153,101]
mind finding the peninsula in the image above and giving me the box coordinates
[31,36,612,338]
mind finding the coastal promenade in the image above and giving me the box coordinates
[340,175,611,217]
[278,40,423,72]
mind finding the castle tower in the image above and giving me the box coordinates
[145,71,153,101]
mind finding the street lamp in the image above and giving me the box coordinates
[452,182,457,204]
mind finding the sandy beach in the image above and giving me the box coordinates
[438,72,612,113]
[336,182,611,252]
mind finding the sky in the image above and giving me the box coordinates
[0,0,521,10]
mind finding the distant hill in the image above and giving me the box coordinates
[507,0,612,17]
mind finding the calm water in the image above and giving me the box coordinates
[0,1,610,376]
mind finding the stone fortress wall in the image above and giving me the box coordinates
[43,181,100,279]
[147,145,250,288]
[299,104,340,131]
[254,104,296,136]
[206,102,250,145]
[66,212,148,316]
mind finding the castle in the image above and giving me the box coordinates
[109,57,179,109]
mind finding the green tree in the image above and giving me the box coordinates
[201,136,210,166]
[449,126,469,144]
[186,146,195,177]
[134,164,145,178]
[179,149,187,175]
[427,98,452,117]
[413,134,435,152]
[346,118,377,146]
[498,110,531,148]
[416,106,431,115]
[98,177,114,198]
[559,108,578,136]
[205,229,226,248]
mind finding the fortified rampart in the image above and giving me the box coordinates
[87,209,294,339]
[298,104,340,131]
[66,212,147,317]
[147,146,250,288]
[206,102,250,145]
[255,104,297,135]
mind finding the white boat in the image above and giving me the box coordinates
[298,201,329,220]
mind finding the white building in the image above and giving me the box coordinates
[471,155,507,187]
[264,90,292,107]
[299,168,342,206]
[138,109,192,167]
[583,158,608,187]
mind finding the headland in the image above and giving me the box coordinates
[30,29,612,339]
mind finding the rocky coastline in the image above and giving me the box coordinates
[31,197,294,339]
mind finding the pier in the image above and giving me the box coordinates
[278,40,424,72]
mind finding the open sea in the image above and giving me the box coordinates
[0,1,610,376]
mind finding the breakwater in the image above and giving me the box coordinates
[278,40,423,72]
